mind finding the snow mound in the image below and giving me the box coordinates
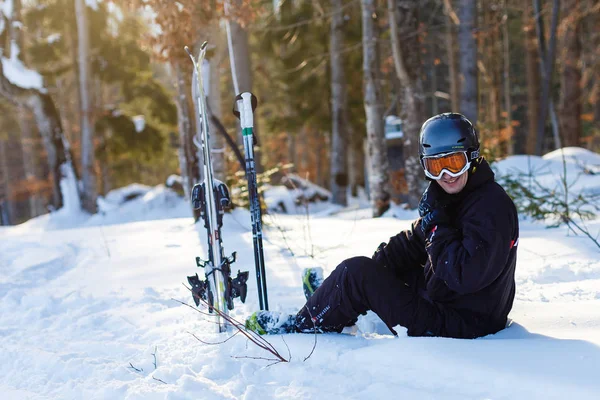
[89,184,191,226]
[264,174,332,215]
[493,147,600,178]
[492,147,600,197]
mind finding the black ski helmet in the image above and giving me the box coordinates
[418,113,480,162]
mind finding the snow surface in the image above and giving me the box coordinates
[1,149,600,399]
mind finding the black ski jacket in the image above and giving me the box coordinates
[383,158,519,337]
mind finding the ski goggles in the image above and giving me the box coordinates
[421,151,470,180]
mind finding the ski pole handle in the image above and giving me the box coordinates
[233,93,259,145]
[232,92,258,123]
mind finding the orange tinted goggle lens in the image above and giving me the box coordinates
[423,152,468,176]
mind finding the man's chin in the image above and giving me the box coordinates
[439,178,466,194]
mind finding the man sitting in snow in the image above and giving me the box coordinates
[247,113,519,339]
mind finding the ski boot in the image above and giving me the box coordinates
[302,267,324,301]
[245,310,298,335]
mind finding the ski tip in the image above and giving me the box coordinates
[200,41,208,51]
[184,46,192,57]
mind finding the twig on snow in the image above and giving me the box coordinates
[151,346,158,370]
[303,305,318,362]
[128,362,143,373]
[173,289,289,364]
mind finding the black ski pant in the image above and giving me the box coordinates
[294,256,481,338]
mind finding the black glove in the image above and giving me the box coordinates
[420,208,449,236]
[418,183,450,236]
[372,242,391,268]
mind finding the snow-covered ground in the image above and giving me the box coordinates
[1,149,600,399]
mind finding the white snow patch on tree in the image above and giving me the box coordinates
[85,0,99,11]
[0,0,14,18]
[46,33,62,44]
[59,162,81,214]
[132,115,145,132]
[1,43,44,90]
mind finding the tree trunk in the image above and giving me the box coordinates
[300,125,309,173]
[0,135,14,224]
[534,0,561,155]
[502,0,514,155]
[0,1,78,211]
[225,1,263,173]
[17,108,44,216]
[9,0,43,216]
[389,0,425,208]
[558,0,582,147]
[174,62,200,218]
[524,1,541,154]
[287,131,297,171]
[75,0,97,213]
[482,2,501,136]
[458,0,478,125]
[0,85,72,210]
[348,132,365,198]
[444,0,460,112]
[329,0,349,206]
[361,0,390,217]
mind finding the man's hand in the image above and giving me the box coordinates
[418,183,450,236]
[420,208,449,236]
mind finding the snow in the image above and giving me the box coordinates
[85,0,99,11]
[1,42,44,90]
[1,148,600,399]
[132,115,146,133]
[46,33,61,44]
[1,0,14,18]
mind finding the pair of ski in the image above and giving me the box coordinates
[184,42,268,333]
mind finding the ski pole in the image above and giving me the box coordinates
[233,93,269,311]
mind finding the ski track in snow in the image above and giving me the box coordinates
[1,183,600,398]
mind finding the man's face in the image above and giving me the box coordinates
[437,170,468,194]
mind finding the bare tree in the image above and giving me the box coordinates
[444,0,460,112]
[174,61,201,220]
[524,1,541,154]
[0,130,13,224]
[75,0,97,213]
[0,6,76,210]
[361,0,390,216]
[9,0,44,216]
[458,0,478,125]
[502,0,514,155]
[225,0,263,173]
[558,0,582,147]
[348,131,365,197]
[329,0,349,206]
[533,0,561,155]
[388,0,425,207]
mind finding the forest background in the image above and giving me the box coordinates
[0,0,598,224]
